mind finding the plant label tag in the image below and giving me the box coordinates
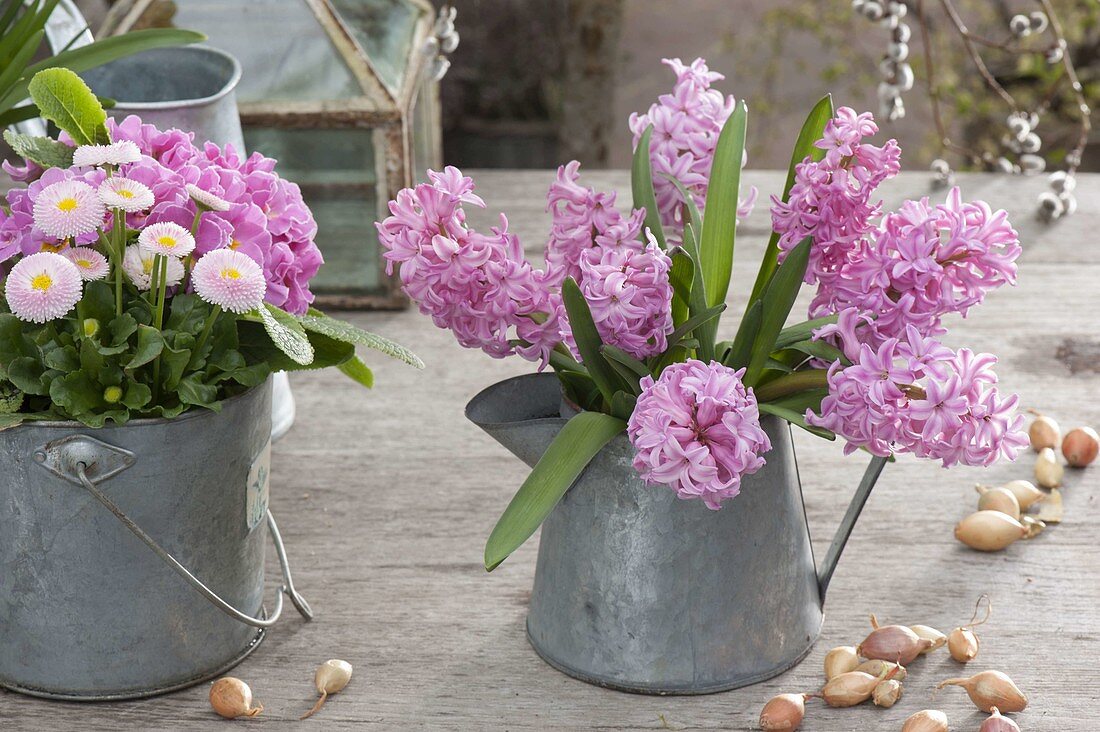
[246,438,271,532]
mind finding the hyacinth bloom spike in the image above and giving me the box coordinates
[628,360,772,509]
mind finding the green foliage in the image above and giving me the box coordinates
[699,100,748,309]
[0,0,203,123]
[3,129,73,168]
[27,67,108,145]
[484,410,626,571]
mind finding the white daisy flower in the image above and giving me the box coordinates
[61,247,111,281]
[123,244,184,291]
[186,183,231,212]
[138,221,196,258]
[72,140,142,167]
[32,179,106,239]
[98,177,155,213]
[192,249,266,314]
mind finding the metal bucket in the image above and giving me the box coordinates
[467,373,887,695]
[0,379,312,700]
[79,45,245,152]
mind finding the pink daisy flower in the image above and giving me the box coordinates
[138,221,196,258]
[98,177,155,213]
[186,183,231,212]
[61,247,110,281]
[123,244,183,290]
[5,252,84,322]
[73,141,142,168]
[32,179,106,239]
[192,248,266,313]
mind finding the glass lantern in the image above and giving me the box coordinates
[101,0,457,309]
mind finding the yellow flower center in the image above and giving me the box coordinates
[75,258,93,269]
[230,239,241,250]
[40,241,65,253]
[142,259,154,275]
[30,273,53,291]
[56,197,78,212]
[117,189,135,199]
[220,267,241,280]
[157,235,177,249]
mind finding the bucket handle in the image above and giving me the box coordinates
[814,454,889,601]
[34,434,313,628]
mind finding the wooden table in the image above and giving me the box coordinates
[3,171,1098,730]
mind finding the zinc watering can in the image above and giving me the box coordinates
[467,373,888,694]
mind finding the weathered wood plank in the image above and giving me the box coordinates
[1,171,1097,730]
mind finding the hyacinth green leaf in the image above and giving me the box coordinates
[26,68,108,146]
[2,29,205,112]
[667,303,726,349]
[773,313,839,351]
[0,0,55,69]
[699,99,747,309]
[0,104,38,126]
[758,402,835,440]
[561,277,622,405]
[485,411,626,571]
[0,28,43,101]
[302,308,423,368]
[782,339,846,365]
[256,305,314,366]
[610,391,637,421]
[547,347,586,375]
[337,355,374,388]
[744,236,812,386]
[725,299,763,371]
[668,250,694,326]
[767,387,830,415]
[661,173,705,241]
[680,222,715,362]
[630,124,666,249]
[600,345,649,380]
[753,368,830,403]
[747,94,834,308]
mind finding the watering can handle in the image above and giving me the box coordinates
[815,454,889,601]
[33,435,313,628]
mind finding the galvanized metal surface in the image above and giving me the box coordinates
[0,382,274,700]
[79,45,246,152]
[467,373,885,694]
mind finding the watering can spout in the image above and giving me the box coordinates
[465,374,568,468]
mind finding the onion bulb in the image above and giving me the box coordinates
[909,624,946,653]
[823,645,859,680]
[954,511,1027,551]
[980,706,1022,732]
[857,615,932,665]
[976,486,1020,520]
[301,659,353,720]
[1062,426,1099,467]
[1035,447,1063,488]
[209,677,262,719]
[758,693,808,730]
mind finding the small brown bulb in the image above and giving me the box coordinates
[209,677,262,719]
[1062,426,1099,467]
[947,627,980,662]
[980,706,1022,732]
[938,670,1028,713]
[1027,413,1060,451]
[871,678,902,708]
[823,645,859,680]
[758,693,808,731]
[902,710,949,732]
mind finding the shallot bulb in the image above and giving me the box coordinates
[980,706,1022,732]
[301,659,353,720]
[1027,410,1060,451]
[871,678,902,707]
[901,709,949,732]
[976,486,1021,520]
[823,645,859,680]
[758,693,808,730]
[977,481,1044,510]
[938,670,1028,713]
[909,624,946,653]
[949,595,990,663]
[854,659,907,680]
[1035,447,1063,488]
[820,671,881,707]
[955,511,1027,551]
[209,677,263,719]
[857,615,932,665]
[1062,426,1099,467]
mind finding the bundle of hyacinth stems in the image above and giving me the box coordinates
[377,58,1029,571]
